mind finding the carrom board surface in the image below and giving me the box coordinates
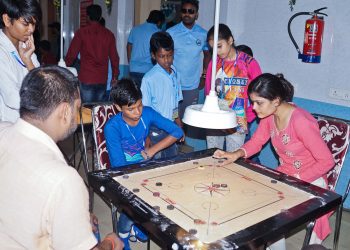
[115,156,314,244]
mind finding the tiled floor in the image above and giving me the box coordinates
[59,135,350,250]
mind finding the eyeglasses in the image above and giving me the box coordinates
[181,8,196,14]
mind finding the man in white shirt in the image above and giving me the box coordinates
[0,0,41,122]
[0,65,123,250]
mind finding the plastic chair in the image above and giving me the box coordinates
[303,114,350,250]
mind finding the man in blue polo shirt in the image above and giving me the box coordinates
[127,10,165,88]
[167,0,210,120]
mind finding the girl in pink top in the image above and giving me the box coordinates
[214,73,334,247]
[205,24,262,152]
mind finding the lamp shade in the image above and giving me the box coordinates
[182,93,237,129]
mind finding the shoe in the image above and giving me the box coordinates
[118,231,131,250]
[128,224,148,243]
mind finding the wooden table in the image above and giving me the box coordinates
[88,149,342,249]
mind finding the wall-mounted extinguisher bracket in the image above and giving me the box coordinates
[288,7,328,63]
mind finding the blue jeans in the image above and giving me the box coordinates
[118,213,134,234]
[80,82,106,103]
[149,126,178,159]
[129,72,145,89]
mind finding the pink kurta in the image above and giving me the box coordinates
[241,106,334,240]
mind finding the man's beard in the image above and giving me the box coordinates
[62,114,78,141]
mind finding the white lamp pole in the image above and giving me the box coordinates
[209,0,220,98]
[58,0,77,76]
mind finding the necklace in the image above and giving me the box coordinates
[123,114,147,150]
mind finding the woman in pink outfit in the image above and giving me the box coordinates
[214,73,334,249]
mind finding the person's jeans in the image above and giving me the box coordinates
[129,72,145,89]
[117,213,134,234]
[149,126,178,159]
[80,82,106,103]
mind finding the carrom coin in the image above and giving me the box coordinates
[271,179,278,184]
[122,174,129,179]
[156,182,162,186]
[132,188,140,193]
[220,184,228,188]
[198,165,205,170]
[153,192,160,197]
[167,204,175,210]
[188,229,197,235]
[153,206,160,212]
[218,160,224,163]
[194,219,206,225]
[193,161,199,165]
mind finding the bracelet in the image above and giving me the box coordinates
[201,73,206,78]
[104,237,115,250]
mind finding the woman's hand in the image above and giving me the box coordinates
[213,149,244,166]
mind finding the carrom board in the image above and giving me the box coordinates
[115,156,313,244]
[89,149,342,249]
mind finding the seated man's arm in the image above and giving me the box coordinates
[92,233,123,250]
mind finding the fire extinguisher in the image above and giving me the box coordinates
[288,7,327,63]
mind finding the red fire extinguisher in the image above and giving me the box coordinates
[288,7,327,63]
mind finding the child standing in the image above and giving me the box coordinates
[0,0,41,122]
[204,24,262,152]
[214,73,334,248]
[141,31,183,159]
[105,79,183,249]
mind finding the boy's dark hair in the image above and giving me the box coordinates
[20,66,80,121]
[39,40,51,51]
[147,10,165,24]
[248,73,294,103]
[181,0,199,12]
[87,4,102,22]
[150,31,174,55]
[0,0,42,28]
[236,44,253,57]
[207,23,235,46]
[110,78,142,107]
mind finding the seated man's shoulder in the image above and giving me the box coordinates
[0,122,12,132]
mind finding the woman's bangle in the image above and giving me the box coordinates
[104,237,115,250]
[201,73,206,78]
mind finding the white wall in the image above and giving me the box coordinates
[198,0,350,107]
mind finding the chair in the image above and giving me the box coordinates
[91,103,119,170]
[303,114,350,250]
[80,102,118,224]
